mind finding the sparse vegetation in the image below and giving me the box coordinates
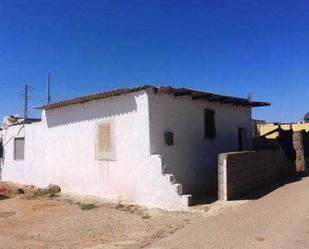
[28,188,46,199]
[0,211,16,219]
[48,192,59,199]
[0,193,190,249]
[80,203,98,211]
[115,203,124,209]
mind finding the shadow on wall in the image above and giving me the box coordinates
[253,131,295,168]
[45,94,139,128]
[161,141,221,196]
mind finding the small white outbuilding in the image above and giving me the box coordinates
[0,85,269,210]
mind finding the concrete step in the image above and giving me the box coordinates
[173,183,183,195]
[164,174,176,184]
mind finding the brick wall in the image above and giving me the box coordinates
[218,151,289,201]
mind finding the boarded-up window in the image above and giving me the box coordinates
[204,109,216,139]
[95,121,116,160]
[98,123,112,152]
[14,137,25,161]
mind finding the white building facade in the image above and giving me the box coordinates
[0,85,269,210]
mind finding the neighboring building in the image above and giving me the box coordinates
[252,119,266,137]
[256,122,309,139]
[0,85,269,210]
[304,113,309,123]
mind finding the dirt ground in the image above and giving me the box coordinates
[147,174,309,249]
[1,175,309,249]
[0,190,192,249]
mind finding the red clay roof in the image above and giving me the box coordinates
[34,85,270,110]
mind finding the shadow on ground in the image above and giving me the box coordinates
[191,193,218,206]
[232,172,309,201]
[191,172,309,206]
[0,195,10,201]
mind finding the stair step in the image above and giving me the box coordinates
[181,194,192,206]
[164,174,176,184]
[161,163,168,174]
[174,183,183,195]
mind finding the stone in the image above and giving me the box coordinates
[48,184,61,194]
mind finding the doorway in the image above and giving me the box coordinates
[238,127,248,151]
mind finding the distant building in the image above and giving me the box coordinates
[252,119,266,137]
[256,120,309,139]
[304,113,309,123]
[0,85,269,210]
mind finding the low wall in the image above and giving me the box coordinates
[218,151,288,201]
[293,131,309,172]
[303,131,309,170]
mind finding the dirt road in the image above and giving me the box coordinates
[147,175,309,249]
[1,175,309,249]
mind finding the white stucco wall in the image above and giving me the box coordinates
[1,90,190,210]
[1,89,254,208]
[148,91,253,195]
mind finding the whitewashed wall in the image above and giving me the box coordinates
[1,125,26,180]
[1,90,189,210]
[148,91,252,195]
[1,89,253,208]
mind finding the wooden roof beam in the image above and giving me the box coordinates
[209,96,229,102]
[192,93,212,100]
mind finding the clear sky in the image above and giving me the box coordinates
[0,0,308,123]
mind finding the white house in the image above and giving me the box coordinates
[0,85,269,210]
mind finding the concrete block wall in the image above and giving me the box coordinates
[293,131,308,172]
[218,151,288,201]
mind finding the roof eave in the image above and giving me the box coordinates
[33,85,270,110]
[157,86,270,107]
[251,102,271,107]
[34,85,155,110]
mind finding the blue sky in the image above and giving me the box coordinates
[0,0,308,122]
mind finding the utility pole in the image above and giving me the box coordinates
[47,72,51,104]
[22,84,29,121]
